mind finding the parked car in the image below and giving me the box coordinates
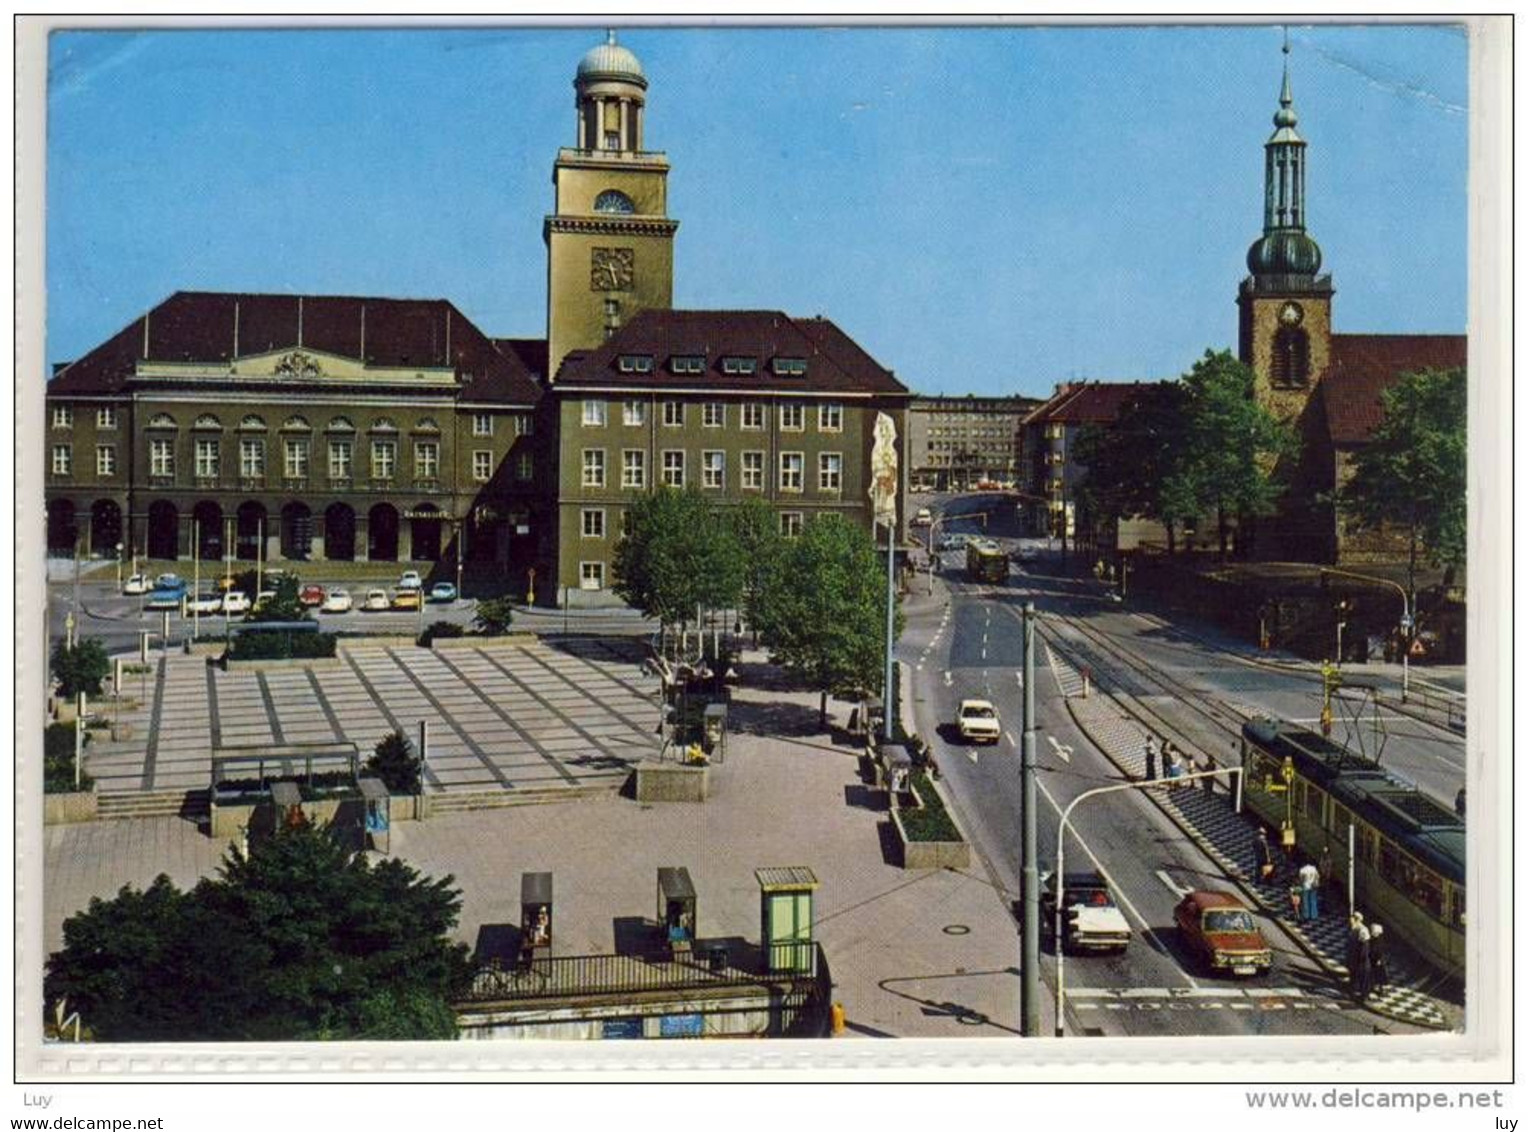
[1015,544,1040,562]
[956,698,1001,744]
[221,590,252,615]
[299,583,327,607]
[398,570,424,591]
[145,581,187,610]
[1173,891,1272,976]
[362,589,391,612]
[252,590,276,612]
[155,573,184,590]
[975,479,1000,491]
[428,581,458,603]
[912,507,933,527]
[122,574,151,595]
[185,591,223,615]
[391,588,422,611]
[321,588,353,613]
[1041,871,1131,953]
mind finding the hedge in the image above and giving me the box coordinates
[227,631,338,661]
[44,722,94,794]
[899,770,961,842]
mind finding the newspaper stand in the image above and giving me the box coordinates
[879,743,912,800]
[519,872,553,970]
[658,867,697,956]
[756,867,819,974]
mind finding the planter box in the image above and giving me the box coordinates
[634,762,708,803]
[223,655,344,672]
[890,781,971,870]
[389,792,430,822]
[432,633,537,651]
[338,635,420,651]
[44,789,98,825]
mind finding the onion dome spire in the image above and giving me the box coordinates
[1246,29,1322,278]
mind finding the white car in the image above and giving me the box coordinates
[186,591,223,615]
[912,507,933,528]
[123,573,151,595]
[362,588,391,612]
[957,699,1001,744]
[221,591,251,615]
[1043,872,1131,953]
[321,588,353,613]
[398,570,423,591]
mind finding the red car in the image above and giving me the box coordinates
[298,583,327,608]
[1173,890,1272,976]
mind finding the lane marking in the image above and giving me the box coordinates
[943,671,952,687]
[968,749,980,764]
[1005,731,1017,747]
[1046,735,1072,763]
[1154,869,1190,899]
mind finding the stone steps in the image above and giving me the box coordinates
[427,779,624,813]
[96,789,210,822]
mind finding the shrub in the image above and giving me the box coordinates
[899,770,961,842]
[472,596,516,636]
[44,722,93,793]
[227,631,337,661]
[51,637,110,699]
[418,621,464,647]
[245,573,310,623]
[366,729,422,795]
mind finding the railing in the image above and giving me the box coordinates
[1401,677,1466,733]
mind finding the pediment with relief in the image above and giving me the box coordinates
[137,346,455,385]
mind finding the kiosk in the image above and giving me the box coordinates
[520,872,553,968]
[657,867,697,955]
[879,743,912,801]
[756,867,819,973]
[702,703,728,762]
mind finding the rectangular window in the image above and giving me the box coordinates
[151,438,175,477]
[96,407,118,429]
[662,400,685,427]
[472,412,493,437]
[780,402,805,431]
[580,561,605,590]
[623,400,646,427]
[772,358,807,377]
[721,356,757,375]
[241,438,267,478]
[618,355,654,374]
[702,402,725,428]
[328,440,352,480]
[473,450,493,482]
[195,439,220,479]
[741,402,765,430]
[818,403,844,432]
[702,450,725,489]
[414,441,439,480]
[51,444,71,475]
[516,414,534,436]
[780,511,804,538]
[670,355,705,375]
[779,451,804,492]
[819,452,843,492]
[583,399,608,427]
[622,449,646,489]
[582,448,606,488]
[285,439,310,479]
[517,451,533,480]
[620,509,633,537]
[741,451,764,490]
[581,508,606,539]
[96,445,115,477]
[51,405,72,429]
[662,450,685,488]
[370,440,395,480]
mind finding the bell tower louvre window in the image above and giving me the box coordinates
[1271,326,1310,388]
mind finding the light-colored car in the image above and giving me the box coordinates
[428,581,458,603]
[221,591,251,615]
[398,570,424,591]
[391,588,422,611]
[155,572,184,590]
[957,699,1001,744]
[321,588,353,613]
[912,507,933,527]
[362,589,391,612]
[122,573,151,595]
[936,533,971,552]
[252,590,277,611]
[186,591,223,615]
[1042,871,1131,953]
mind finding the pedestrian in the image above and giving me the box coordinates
[1253,828,1275,884]
[1298,858,1320,922]
[1200,754,1217,794]
[1369,922,1389,992]
[1143,735,1158,781]
[1455,786,1466,819]
[1164,744,1182,787]
[1346,913,1371,1001]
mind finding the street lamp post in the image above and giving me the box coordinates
[882,518,896,744]
[1019,601,1040,1036]
[115,542,125,590]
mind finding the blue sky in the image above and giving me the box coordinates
[45,22,1468,398]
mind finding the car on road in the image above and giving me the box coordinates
[398,570,424,591]
[155,573,184,590]
[1014,544,1039,562]
[428,581,458,603]
[912,507,933,527]
[185,591,223,615]
[362,589,391,612]
[145,580,188,610]
[975,479,1000,491]
[1173,891,1272,976]
[391,588,422,611]
[252,590,277,612]
[956,698,1001,744]
[221,590,251,615]
[321,588,353,613]
[936,532,971,552]
[299,583,327,608]
[1041,870,1131,953]
[122,574,151,595]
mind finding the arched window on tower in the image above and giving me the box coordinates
[594,189,635,214]
[1271,327,1310,389]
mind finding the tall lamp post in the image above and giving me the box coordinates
[1019,601,1040,1036]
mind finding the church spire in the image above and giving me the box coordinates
[1246,30,1322,278]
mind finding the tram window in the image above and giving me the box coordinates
[1378,841,1401,884]
[1450,888,1466,929]
[1413,870,1445,921]
[1331,803,1351,836]
[1303,783,1323,821]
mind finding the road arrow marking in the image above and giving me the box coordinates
[1046,735,1072,762]
[968,749,980,764]
[1155,870,1190,898]
[942,671,952,687]
[1005,731,1017,747]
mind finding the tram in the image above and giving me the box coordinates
[965,539,1008,584]
[1240,717,1464,981]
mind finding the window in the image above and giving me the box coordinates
[96,445,115,477]
[473,450,493,482]
[819,452,843,492]
[1272,327,1311,388]
[621,509,634,537]
[741,451,764,490]
[472,412,493,437]
[741,402,765,430]
[604,130,620,150]
[779,452,804,492]
[517,451,534,480]
[51,444,71,475]
[414,442,439,480]
[370,440,396,480]
[241,438,268,478]
[581,508,606,539]
[721,356,757,375]
[51,405,72,429]
[328,440,352,480]
[516,414,534,436]
[582,448,606,488]
[819,403,844,432]
[662,400,685,427]
[618,355,654,375]
[702,450,725,489]
[583,399,608,427]
[772,357,807,377]
[662,450,685,487]
[702,402,725,428]
[595,189,635,214]
[151,438,175,477]
[580,561,605,590]
[195,439,220,479]
[96,407,117,429]
[284,439,310,479]
[622,449,646,489]
[670,355,705,375]
[780,402,805,431]
[623,400,646,426]
[780,512,804,538]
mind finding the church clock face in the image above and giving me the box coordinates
[1278,300,1304,327]
[590,247,635,292]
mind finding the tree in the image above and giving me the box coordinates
[367,729,423,795]
[45,822,471,1041]
[50,636,110,699]
[755,515,899,730]
[1071,381,1195,554]
[472,596,516,636]
[612,487,743,632]
[244,572,309,623]
[729,495,784,642]
[1339,367,1466,599]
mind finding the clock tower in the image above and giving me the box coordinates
[1236,38,1333,422]
[545,31,679,381]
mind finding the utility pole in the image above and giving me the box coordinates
[883,519,896,744]
[1020,600,1040,1036]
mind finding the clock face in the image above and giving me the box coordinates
[590,247,635,292]
[1278,301,1304,327]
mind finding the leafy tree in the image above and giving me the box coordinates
[367,728,423,795]
[471,596,516,636]
[755,515,900,730]
[44,721,93,793]
[1072,381,1196,554]
[1339,367,1467,599]
[612,487,744,631]
[245,573,309,623]
[50,636,110,699]
[729,495,784,641]
[45,822,471,1041]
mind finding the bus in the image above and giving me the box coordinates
[965,539,1009,584]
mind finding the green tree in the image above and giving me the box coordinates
[755,515,899,730]
[729,495,784,642]
[367,728,424,795]
[44,721,93,793]
[1072,381,1196,554]
[45,822,471,1041]
[612,487,744,632]
[1339,367,1467,599]
[472,596,516,636]
[245,572,309,622]
[50,636,110,699]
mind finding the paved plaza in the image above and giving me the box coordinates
[84,638,661,795]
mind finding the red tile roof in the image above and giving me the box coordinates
[1322,334,1466,444]
[48,291,542,405]
[1023,380,1156,425]
[553,309,909,396]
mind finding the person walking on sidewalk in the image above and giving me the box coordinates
[1143,735,1158,781]
[1369,922,1390,993]
[1298,859,1320,922]
[1346,913,1372,1002]
[1253,829,1275,884]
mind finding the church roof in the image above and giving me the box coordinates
[47,291,542,405]
[1023,380,1156,425]
[1322,333,1467,445]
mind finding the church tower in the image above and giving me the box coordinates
[1237,37,1333,422]
[545,31,679,380]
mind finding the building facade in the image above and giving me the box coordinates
[907,394,1038,491]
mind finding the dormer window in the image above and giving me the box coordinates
[670,355,706,376]
[721,356,758,376]
[618,354,654,374]
[772,357,808,377]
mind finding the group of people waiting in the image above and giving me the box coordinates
[1141,735,1216,790]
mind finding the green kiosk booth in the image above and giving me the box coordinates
[755,867,819,974]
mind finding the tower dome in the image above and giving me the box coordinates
[577,30,647,89]
[1246,229,1323,276]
